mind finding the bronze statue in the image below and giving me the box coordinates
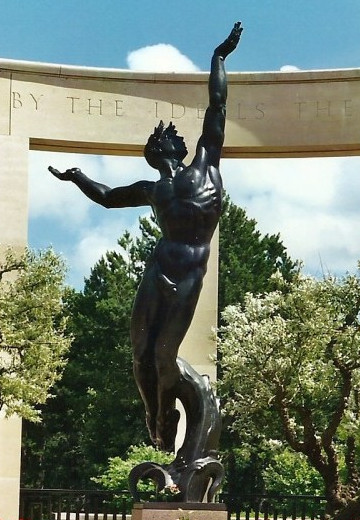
[49,22,242,502]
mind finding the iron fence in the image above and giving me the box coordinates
[221,493,327,520]
[20,489,327,520]
[19,489,131,520]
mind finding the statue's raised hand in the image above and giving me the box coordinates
[48,166,81,181]
[215,21,242,59]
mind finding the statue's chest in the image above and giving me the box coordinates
[156,170,211,206]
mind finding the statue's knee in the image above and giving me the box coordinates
[133,351,154,373]
[156,358,179,389]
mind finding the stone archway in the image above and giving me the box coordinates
[1,59,359,519]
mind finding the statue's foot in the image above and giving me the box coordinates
[156,408,180,452]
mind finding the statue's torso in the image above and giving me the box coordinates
[153,164,222,244]
[149,164,222,280]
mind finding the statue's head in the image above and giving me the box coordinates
[144,120,188,170]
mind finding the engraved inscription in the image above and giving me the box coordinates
[295,99,353,120]
[9,90,356,124]
[155,101,267,121]
[115,100,123,116]
[237,102,265,120]
[30,93,43,110]
[12,92,43,110]
[87,98,102,115]
[155,102,193,120]
[171,103,185,119]
[197,103,206,119]
[67,96,80,114]
[67,96,123,116]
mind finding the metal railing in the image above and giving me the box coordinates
[221,493,327,520]
[19,489,131,520]
[20,489,327,520]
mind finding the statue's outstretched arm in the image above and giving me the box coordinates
[48,166,152,208]
[199,22,242,166]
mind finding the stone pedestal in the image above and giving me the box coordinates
[131,503,227,520]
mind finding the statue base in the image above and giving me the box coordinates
[131,502,227,520]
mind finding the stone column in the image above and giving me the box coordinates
[0,136,29,520]
[179,228,219,382]
[0,411,23,520]
[176,228,219,449]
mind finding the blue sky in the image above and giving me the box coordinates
[1,1,360,288]
[1,1,359,71]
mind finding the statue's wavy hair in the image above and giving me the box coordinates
[144,120,188,163]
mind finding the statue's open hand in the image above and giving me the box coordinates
[215,21,242,59]
[48,166,81,181]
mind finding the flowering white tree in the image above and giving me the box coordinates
[0,247,71,421]
[218,270,360,520]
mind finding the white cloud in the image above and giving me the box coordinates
[28,151,158,288]
[127,44,199,72]
[70,222,122,279]
[222,156,360,277]
[64,207,152,287]
[29,151,100,224]
[98,155,154,185]
[280,65,301,72]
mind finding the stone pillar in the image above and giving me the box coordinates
[179,228,219,381]
[0,411,23,520]
[176,229,219,449]
[0,136,29,520]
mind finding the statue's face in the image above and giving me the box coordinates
[144,136,183,170]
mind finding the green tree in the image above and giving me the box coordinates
[22,232,150,488]
[218,270,360,519]
[218,195,298,493]
[0,247,71,422]
[21,216,162,488]
[262,446,325,496]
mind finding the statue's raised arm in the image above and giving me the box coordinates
[214,21,242,60]
[199,21,242,168]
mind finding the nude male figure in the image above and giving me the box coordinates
[49,22,242,452]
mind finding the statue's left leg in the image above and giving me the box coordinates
[131,266,162,444]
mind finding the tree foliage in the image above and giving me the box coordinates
[218,270,360,519]
[262,446,325,496]
[22,247,143,486]
[0,247,71,421]
[21,218,161,487]
[218,195,298,493]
